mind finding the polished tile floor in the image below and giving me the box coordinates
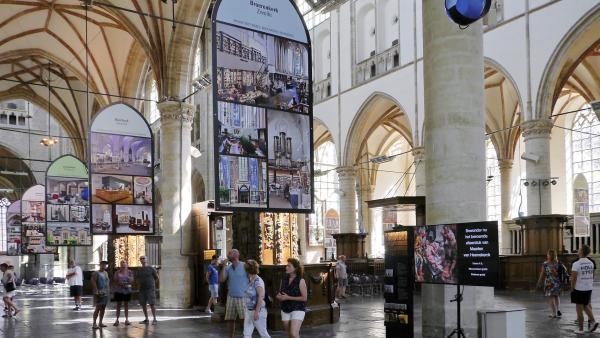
[0,285,599,337]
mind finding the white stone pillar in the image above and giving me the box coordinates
[362,184,375,256]
[412,147,426,196]
[337,166,358,234]
[157,101,195,308]
[522,119,553,215]
[499,159,514,255]
[422,1,493,337]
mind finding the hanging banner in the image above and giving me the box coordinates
[212,0,314,213]
[45,155,91,246]
[89,103,155,235]
[574,174,590,237]
[6,200,21,256]
[21,184,55,254]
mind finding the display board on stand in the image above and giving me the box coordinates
[212,0,314,213]
[21,184,56,254]
[45,155,91,246]
[6,200,21,256]
[88,103,155,235]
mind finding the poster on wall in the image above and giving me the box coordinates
[414,221,498,287]
[6,200,21,256]
[212,0,314,213]
[45,155,91,246]
[89,103,155,235]
[573,174,590,237]
[21,185,56,254]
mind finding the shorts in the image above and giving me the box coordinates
[281,310,305,322]
[114,292,132,302]
[139,289,156,306]
[571,290,593,305]
[209,284,219,298]
[70,285,83,297]
[338,278,348,287]
[3,291,16,299]
[94,293,110,306]
[224,296,245,320]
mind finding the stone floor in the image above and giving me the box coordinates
[1,285,600,337]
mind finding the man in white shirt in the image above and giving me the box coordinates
[571,245,598,334]
[335,255,348,299]
[66,260,83,311]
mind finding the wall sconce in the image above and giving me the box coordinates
[40,137,59,147]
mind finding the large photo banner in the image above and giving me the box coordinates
[6,200,21,256]
[21,184,55,254]
[573,173,590,237]
[89,103,155,235]
[45,155,91,246]
[212,0,314,213]
[414,221,498,287]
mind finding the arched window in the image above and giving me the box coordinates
[486,140,501,221]
[311,140,339,260]
[149,80,160,124]
[572,109,600,212]
[0,198,10,253]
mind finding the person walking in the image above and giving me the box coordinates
[571,245,599,334]
[335,255,348,299]
[205,255,220,314]
[1,262,19,318]
[66,260,83,311]
[137,256,159,325]
[243,260,270,338]
[277,258,307,338]
[91,260,110,330]
[220,249,247,338]
[537,249,566,318]
[113,260,133,326]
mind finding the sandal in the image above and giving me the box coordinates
[113,321,119,326]
[124,321,131,326]
[99,323,107,328]
[92,325,100,330]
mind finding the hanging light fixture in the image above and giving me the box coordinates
[41,62,58,147]
[445,0,492,26]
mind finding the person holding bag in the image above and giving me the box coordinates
[537,249,565,318]
[243,260,270,338]
[1,262,19,318]
[113,260,133,326]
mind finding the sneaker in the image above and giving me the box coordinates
[589,321,599,333]
[556,311,562,318]
[139,319,149,324]
[575,329,585,335]
[152,319,158,325]
[73,307,79,311]
[204,309,212,314]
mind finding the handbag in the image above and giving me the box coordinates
[5,281,16,293]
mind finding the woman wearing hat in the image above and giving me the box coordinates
[0,262,19,317]
[91,260,110,329]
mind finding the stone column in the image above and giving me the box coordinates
[412,147,426,196]
[521,119,553,215]
[157,101,195,308]
[337,166,357,234]
[422,1,493,337]
[498,159,514,255]
[362,184,375,257]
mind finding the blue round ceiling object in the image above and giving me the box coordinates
[445,0,492,26]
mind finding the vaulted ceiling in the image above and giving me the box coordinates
[0,0,209,152]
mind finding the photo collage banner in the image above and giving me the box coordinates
[45,155,92,246]
[6,200,21,256]
[212,0,314,213]
[89,103,155,235]
[21,184,56,254]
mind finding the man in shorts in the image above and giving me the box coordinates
[137,256,159,325]
[571,245,599,334]
[205,255,220,314]
[335,255,348,299]
[220,249,247,338]
[66,260,83,310]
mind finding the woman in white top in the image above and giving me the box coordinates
[1,262,20,317]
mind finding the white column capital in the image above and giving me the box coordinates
[498,158,514,171]
[521,119,553,141]
[157,101,195,126]
[336,166,356,179]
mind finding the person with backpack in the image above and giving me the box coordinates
[537,249,566,318]
[242,259,270,338]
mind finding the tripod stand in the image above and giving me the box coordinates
[446,285,465,338]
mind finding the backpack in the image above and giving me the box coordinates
[558,263,570,285]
